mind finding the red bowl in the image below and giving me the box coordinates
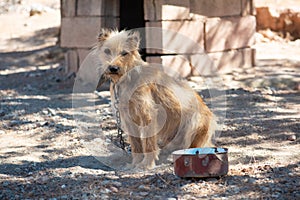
[172,147,228,178]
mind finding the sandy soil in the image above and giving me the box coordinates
[0,1,299,199]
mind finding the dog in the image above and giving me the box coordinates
[96,29,216,170]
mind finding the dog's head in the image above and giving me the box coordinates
[97,29,142,84]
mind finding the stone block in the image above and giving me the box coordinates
[205,16,256,52]
[190,53,217,76]
[65,49,78,73]
[161,55,192,78]
[144,0,190,21]
[77,0,102,16]
[146,56,162,64]
[60,17,102,48]
[146,20,204,54]
[146,55,192,78]
[102,0,119,17]
[190,0,241,18]
[77,0,119,16]
[191,48,254,75]
[61,0,75,17]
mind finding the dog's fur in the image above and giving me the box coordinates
[97,29,216,170]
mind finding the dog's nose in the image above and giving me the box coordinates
[108,65,120,73]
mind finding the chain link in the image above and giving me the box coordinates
[113,84,126,150]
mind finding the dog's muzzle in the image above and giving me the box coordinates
[108,65,120,74]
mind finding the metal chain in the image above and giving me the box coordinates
[113,83,126,150]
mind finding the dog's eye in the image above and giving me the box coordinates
[120,51,129,57]
[104,48,111,55]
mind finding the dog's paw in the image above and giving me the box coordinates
[134,161,156,171]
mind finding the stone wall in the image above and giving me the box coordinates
[144,0,256,76]
[60,0,256,76]
[60,0,119,73]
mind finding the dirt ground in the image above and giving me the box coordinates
[0,1,299,199]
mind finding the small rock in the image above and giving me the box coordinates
[0,110,5,116]
[112,181,122,187]
[287,135,296,141]
[48,108,57,115]
[61,184,66,189]
[139,192,149,197]
[0,130,5,134]
[100,188,111,194]
[271,194,280,198]
[138,185,150,190]
[110,186,119,193]
[37,121,49,127]
[9,120,22,127]
[206,178,218,182]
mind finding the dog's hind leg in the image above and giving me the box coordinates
[190,113,216,148]
[190,94,216,148]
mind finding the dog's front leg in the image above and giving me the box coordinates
[135,136,159,170]
[126,136,143,169]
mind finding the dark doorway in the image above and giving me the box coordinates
[120,0,146,59]
[120,0,145,30]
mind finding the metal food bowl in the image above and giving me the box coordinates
[172,147,228,178]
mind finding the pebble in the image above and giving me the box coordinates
[0,130,5,134]
[110,186,119,193]
[0,110,5,116]
[139,192,149,197]
[138,185,150,190]
[100,188,111,194]
[206,178,218,182]
[9,120,22,127]
[37,121,49,127]
[287,135,296,141]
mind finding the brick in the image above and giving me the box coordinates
[60,17,102,48]
[146,56,162,64]
[77,0,102,16]
[61,0,75,17]
[145,20,204,54]
[144,0,190,21]
[191,48,254,75]
[102,0,119,17]
[77,0,119,16]
[205,16,256,52]
[190,0,241,18]
[190,53,217,76]
[65,50,78,73]
[146,55,191,78]
[161,55,192,78]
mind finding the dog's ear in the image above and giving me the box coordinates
[97,29,111,46]
[126,31,140,50]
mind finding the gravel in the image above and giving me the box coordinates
[0,1,299,199]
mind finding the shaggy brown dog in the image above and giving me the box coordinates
[97,29,216,170]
